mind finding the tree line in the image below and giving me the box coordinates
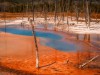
[0,0,100,13]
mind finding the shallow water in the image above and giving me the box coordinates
[0,27,62,40]
[75,34,100,48]
[36,23,54,29]
[40,38,77,51]
[0,27,79,51]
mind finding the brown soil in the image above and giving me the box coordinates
[0,12,100,20]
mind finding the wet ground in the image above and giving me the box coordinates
[0,24,99,75]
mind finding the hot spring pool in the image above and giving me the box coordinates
[0,27,80,51]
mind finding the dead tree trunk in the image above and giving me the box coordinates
[30,20,39,68]
[86,0,90,28]
[21,4,25,21]
[44,1,48,30]
[3,0,6,33]
[26,1,30,21]
[32,0,35,21]
[31,0,39,68]
[83,0,88,26]
[54,0,57,22]
[75,1,79,24]
[61,0,65,21]
[79,55,99,68]
[66,0,70,31]
[54,0,57,31]
[95,8,98,22]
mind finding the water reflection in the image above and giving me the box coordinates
[75,34,100,48]
[76,34,100,68]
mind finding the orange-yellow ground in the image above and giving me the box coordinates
[0,32,99,75]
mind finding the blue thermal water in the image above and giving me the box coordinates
[0,27,78,51]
